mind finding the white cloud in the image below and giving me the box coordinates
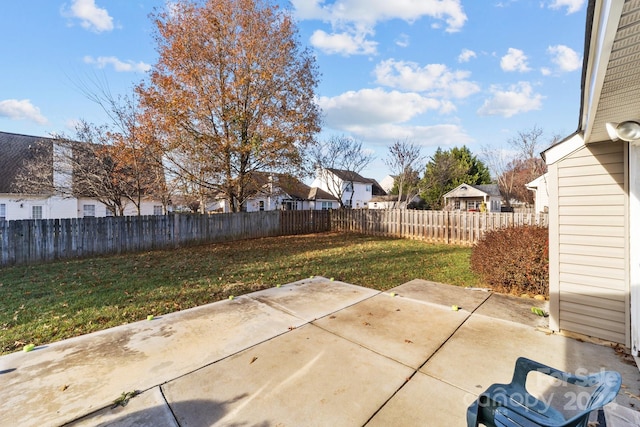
[540,67,552,76]
[547,45,582,72]
[310,30,377,56]
[548,0,585,14]
[291,0,467,32]
[343,123,474,146]
[477,82,544,117]
[0,99,48,125]
[374,59,480,99]
[83,56,151,73]
[318,88,443,130]
[500,48,531,72]
[62,0,114,32]
[458,48,477,63]
[292,0,466,55]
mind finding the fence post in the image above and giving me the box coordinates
[445,211,450,244]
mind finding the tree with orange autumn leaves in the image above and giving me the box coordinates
[136,0,321,212]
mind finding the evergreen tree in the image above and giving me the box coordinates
[420,146,491,209]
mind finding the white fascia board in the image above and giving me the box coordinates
[543,133,585,165]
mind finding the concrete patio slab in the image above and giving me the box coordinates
[2,278,639,426]
[475,292,549,328]
[314,292,470,368]
[248,277,379,322]
[388,279,491,312]
[0,293,305,426]
[366,371,476,426]
[161,323,414,427]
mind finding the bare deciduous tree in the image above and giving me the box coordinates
[481,125,554,207]
[384,139,423,208]
[311,135,374,208]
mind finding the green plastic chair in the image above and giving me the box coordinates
[467,357,621,427]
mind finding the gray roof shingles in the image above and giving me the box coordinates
[0,131,54,194]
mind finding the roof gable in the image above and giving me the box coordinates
[248,172,337,201]
[443,183,500,199]
[326,168,369,183]
[308,186,338,201]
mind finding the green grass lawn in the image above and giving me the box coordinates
[0,232,479,355]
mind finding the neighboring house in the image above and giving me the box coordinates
[0,131,164,220]
[242,172,338,212]
[205,172,339,213]
[542,0,640,353]
[368,194,422,209]
[525,173,549,213]
[311,168,386,208]
[442,183,502,212]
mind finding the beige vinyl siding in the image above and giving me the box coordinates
[556,141,628,344]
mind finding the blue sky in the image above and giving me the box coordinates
[0,0,587,181]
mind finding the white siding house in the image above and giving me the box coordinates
[0,131,165,219]
[242,173,338,212]
[525,173,550,213]
[543,0,640,353]
[311,168,386,208]
[442,183,502,212]
[205,173,338,213]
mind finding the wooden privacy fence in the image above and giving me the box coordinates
[330,210,548,244]
[0,211,288,266]
[0,209,546,266]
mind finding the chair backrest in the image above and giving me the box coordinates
[583,370,622,410]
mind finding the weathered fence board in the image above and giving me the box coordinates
[0,210,547,266]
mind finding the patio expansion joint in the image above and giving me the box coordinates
[159,385,181,427]
[362,290,494,425]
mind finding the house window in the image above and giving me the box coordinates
[321,201,333,210]
[366,184,372,192]
[282,200,297,210]
[83,204,96,217]
[106,208,115,217]
[345,182,353,192]
[32,205,43,219]
[454,200,460,210]
[259,201,265,211]
[154,205,163,215]
[0,203,5,221]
